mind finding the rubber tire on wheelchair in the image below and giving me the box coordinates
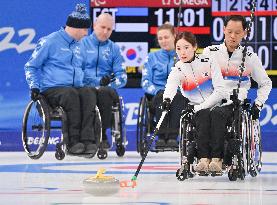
[55,150,65,160]
[22,99,50,160]
[116,145,125,157]
[239,168,246,180]
[140,141,148,158]
[249,169,258,177]
[97,150,108,160]
[176,168,188,181]
[228,170,238,181]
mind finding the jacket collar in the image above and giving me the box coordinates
[160,49,176,57]
[220,40,243,53]
[90,32,109,45]
[184,54,197,63]
[59,27,76,44]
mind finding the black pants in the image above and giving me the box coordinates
[97,87,119,138]
[42,87,97,145]
[194,109,211,158]
[210,104,234,161]
[195,104,233,158]
[148,91,187,140]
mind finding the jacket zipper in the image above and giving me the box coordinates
[190,64,205,101]
[166,53,170,77]
[95,42,100,77]
[69,41,75,86]
[226,52,230,77]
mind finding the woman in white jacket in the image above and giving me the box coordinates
[162,31,227,173]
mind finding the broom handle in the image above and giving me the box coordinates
[132,111,168,180]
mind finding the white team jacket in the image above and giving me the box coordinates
[203,42,272,106]
[163,54,227,112]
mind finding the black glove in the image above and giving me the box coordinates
[182,104,195,121]
[161,98,171,111]
[251,103,262,120]
[186,104,195,115]
[156,90,164,97]
[30,88,40,101]
[100,73,115,86]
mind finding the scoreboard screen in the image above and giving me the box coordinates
[90,0,277,87]
[211,0,277,76]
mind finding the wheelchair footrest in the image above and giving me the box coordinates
[196,171,223,177]
[210,171,223,177]
[198,171,209,176]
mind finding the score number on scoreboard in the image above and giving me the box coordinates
[211,0,277,71]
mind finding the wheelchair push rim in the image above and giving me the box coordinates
[136,96,151,157]
[22,99,50,159]
[249,119,262,174]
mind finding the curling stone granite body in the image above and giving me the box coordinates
[83,176,120,195]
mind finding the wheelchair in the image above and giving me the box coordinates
[176,90,262,181]
[97,95,127,159]
[136,95,179,158]
[22,93,127,160]
[22,95,102,160]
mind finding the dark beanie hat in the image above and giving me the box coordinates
[66,3,91,29]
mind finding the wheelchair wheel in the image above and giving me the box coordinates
[111,97,126,157]
[55,149,65,160]
[94,106,102,147]
[116,144,125,157]
[176,168,188,181]
[139,141,148,158]
[228,169,238,181]
[22,97,50,159]
[228,106,248,180]
[179,116,195,167]
[179,118,188,165]
[97,149,108,160]
[136,96,151,156]
[241,111,250,175]
[249,119,262,177]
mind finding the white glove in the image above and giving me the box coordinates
[238,88,248,101]
[194,104,202,113]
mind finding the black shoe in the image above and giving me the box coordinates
[69,142,85,154]
[84,143,98,156]
[102,140,110,149]
[167,139,178,148]
[155,139,166,148]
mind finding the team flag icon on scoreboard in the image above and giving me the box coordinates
[116,42,148,67]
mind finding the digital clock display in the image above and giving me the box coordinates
[90,0,276,87]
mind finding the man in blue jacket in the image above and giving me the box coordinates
[24,4,98,156]
[81,13,127,148]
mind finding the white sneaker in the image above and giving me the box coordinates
[195,158,210,173]
[209,158,222,172]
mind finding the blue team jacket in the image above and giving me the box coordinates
[24,28,85,92]
[81,32,127,89]
[141,49,176,95]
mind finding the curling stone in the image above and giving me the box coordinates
[83,168,119,196]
